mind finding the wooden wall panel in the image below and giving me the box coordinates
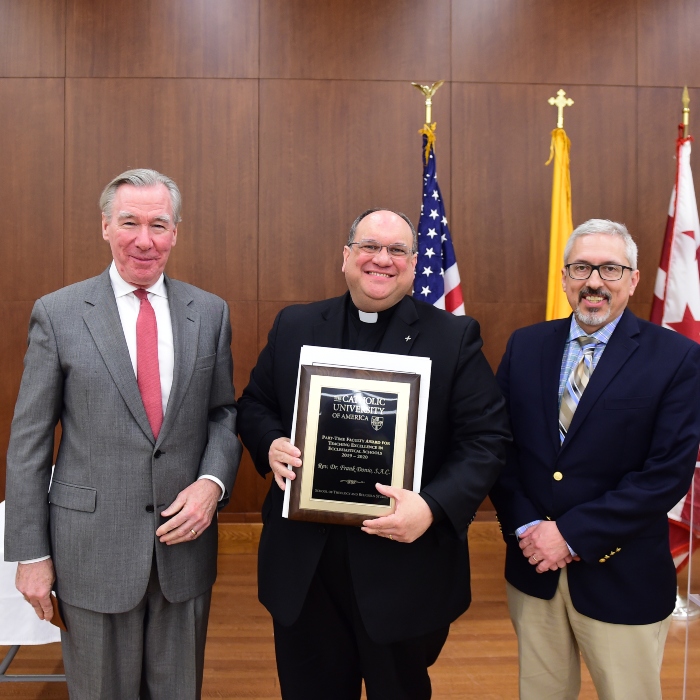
[638,0,700,87]
[566,86,638,231]
[0,80,64,301]
[0,302,36,502]
[0,1,65,77]
[452,83,553,306]
[636,87,698,306]
[222,451,270,518]
[451,83,637,310]
[465,302,544,372]
[259,79,450,302]
[452,0,637,86]
[230,301,259,400]
[66,0,258,78]
[64,79,258,300]
[260,0,450,80]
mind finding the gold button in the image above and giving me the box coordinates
[553,472,563,481]
[599,558,606,563]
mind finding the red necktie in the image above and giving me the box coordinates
[134,289,163,439]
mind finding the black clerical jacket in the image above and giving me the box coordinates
[238,293,510,643]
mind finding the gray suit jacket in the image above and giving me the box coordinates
[4,268,241,613]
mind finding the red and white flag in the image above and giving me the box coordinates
[651,130,700,572]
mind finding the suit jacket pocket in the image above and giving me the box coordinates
[195,353,216,371]
[604,397,652,410]
[49,480,97,512]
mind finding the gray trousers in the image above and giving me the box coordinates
[59,559,212,700]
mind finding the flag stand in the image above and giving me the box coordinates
[672,465,700,620]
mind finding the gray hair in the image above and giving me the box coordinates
[564,219,638,270]
[348,208,418,253]
[100,169,182,224]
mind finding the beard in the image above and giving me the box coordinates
[574,286,612,327]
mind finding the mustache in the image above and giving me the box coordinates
[578,286,612,302]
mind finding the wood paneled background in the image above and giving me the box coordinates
[1,0,698,520]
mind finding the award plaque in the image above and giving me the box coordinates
[288,365,421,526]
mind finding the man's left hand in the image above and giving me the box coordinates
[361,483,434,543]
[519,521,577,573]
[156,479,222,545]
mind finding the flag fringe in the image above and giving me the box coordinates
[418,123,437,165]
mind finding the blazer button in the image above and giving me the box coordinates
[553,471,563,481]
[154,449,162,458]
[145,504,154,513]
[319,526,327,535]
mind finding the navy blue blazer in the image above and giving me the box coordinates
[238,293,510,644]
[491,309,700,625]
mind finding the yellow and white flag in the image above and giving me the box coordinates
[545,128,573,320]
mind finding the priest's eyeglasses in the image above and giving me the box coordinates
[565,263,634,281]
[348,241,415,258]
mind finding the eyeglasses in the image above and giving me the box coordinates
[348,240,415,258]
[564,263,634,281]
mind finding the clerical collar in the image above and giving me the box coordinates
[358,310,378,323]
[348,298,400,325]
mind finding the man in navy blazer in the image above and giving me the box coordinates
[491,219,700,700]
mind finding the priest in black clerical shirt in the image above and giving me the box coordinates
[238,208,510,700]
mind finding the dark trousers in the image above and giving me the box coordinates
[273,527,449,700]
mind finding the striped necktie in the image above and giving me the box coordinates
[559,336,597,443]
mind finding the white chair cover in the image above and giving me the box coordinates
[0,501,61,645]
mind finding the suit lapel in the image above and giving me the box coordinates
[83,269,154,442]
[378,296,419,355]
[561,310,640,452]
[312,294,347,348]
[541,318,570,453]
[158,277,199,446]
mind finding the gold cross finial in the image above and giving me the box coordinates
[682,86,690,138]
[548,89,574,129]
[412,80,445,124]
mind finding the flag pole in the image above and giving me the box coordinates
[682,85,690,138]
[548,89,574,129]
[545,89,574,321]
[410,80,465,316]
[411,81,444,125]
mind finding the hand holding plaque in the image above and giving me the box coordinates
[285,347,431,527]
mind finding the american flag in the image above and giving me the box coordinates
[413,130,465,315]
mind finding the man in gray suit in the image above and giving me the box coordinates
[4,169,241,699]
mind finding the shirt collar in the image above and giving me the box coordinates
[109,260,167,299]
[567,312,622,345]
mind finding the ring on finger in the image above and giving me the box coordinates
[191,529,197,537]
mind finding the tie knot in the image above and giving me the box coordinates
[134,288,149,301]
[576,335,597,352]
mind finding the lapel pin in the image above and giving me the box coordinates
[405,335,411,342]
